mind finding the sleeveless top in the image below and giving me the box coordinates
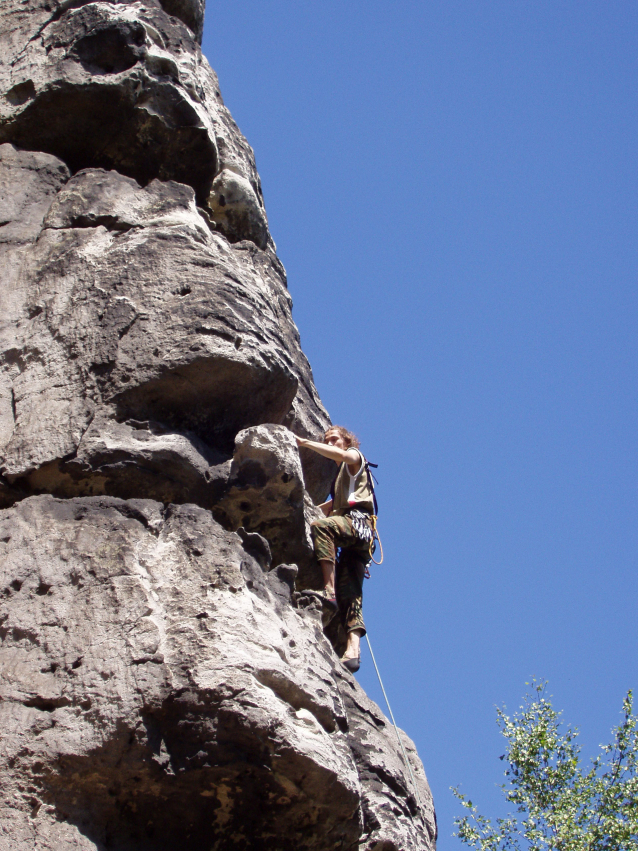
[331,449,374,516]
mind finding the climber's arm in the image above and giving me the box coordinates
[295,436,359,467]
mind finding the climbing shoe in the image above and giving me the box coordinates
[300,589,338,611]
[341,655,361,673]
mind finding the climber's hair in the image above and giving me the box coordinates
[323,425,360,449]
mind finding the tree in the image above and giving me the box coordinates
[453,681,638,851]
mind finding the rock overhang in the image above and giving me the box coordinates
[1,1,218,202]
[0,153,331,499]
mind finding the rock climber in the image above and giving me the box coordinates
[295,426,375,673]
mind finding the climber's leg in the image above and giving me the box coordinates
[311,515,354,598]
[319,559,336,597]
[336,552,367,641]
[343,628,364,662]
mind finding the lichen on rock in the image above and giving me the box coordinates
[0,1,436,848]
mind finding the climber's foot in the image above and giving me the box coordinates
[341,655,361,673]
[300,589,338,611]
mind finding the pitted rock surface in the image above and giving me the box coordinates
[0,0,435,847]
[1,1,233,206]
[0,495,434,850]
[214,425,323,588]
[207,168,270,249]
[0,155,331,501]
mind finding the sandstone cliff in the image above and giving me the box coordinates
[0,2,436,848]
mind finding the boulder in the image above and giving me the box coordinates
[208,168,270,249]
[214,424,325,588]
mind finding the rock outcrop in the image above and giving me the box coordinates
[0,1,436,848]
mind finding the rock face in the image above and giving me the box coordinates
[0,1,436,848]
[0,496,436,850]
[0,151,330,502]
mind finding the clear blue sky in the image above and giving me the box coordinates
[202,3,637,845]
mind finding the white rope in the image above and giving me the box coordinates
[365,633,425,815]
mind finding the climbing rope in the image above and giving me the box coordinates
[365,633,424,815]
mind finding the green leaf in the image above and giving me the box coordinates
[453,681,638,851]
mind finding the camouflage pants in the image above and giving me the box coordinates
[310,515,370,635]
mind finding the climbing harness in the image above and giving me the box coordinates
[365,632,425,817]
[330,453,384,570]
